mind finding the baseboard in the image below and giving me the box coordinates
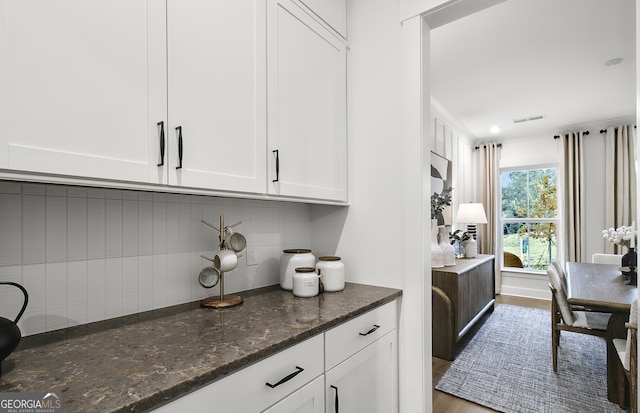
[499,286,550,301]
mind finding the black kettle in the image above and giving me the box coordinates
[0,281,28,376]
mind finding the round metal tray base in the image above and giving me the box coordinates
[200,295,243,309]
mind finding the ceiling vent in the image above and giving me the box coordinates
[512,115,545,124]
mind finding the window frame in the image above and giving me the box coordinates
[500,164,560,274]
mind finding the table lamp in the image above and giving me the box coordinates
[456,203,488,258]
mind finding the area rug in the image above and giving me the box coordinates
[435,305,625,413]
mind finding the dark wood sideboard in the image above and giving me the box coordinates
[432,254,495,360]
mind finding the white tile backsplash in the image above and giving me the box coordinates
[0,182,313,336]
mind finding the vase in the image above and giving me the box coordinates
[622,247,637,285]
[431,219,444,268]
[463,237,478,258]
[438,226,456,266]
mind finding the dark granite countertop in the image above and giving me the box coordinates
[0,283,401,413]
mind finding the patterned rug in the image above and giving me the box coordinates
[435,305,625,413]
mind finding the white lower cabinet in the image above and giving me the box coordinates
[324,301,398,413]
[325,332,397,413]
[151,301,397,412]
[262,375,325,413]
[152,335,323,412]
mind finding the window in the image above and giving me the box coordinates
[501,167,558,271]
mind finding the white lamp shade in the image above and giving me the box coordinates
[456,203,488,224]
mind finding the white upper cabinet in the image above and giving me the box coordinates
[0,0,167,184]
[165,0,267,194]
[267,0,348,202]
[0,0,346,203]
[298,0,346,38]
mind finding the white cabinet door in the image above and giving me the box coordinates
[0,0,167,184]
[267,0,347,202]
[262,375,325,413]
[325,331,398,413]
[166,0,267,194]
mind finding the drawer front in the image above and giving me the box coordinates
[153,334,324,412]
[325,300,397,370]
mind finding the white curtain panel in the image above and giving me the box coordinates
[479,143,501,293]
[561,131,587,263]
[604,125,637,253]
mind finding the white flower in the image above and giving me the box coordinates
[603,225,637,248]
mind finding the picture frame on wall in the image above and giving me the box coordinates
[431,151,452,226]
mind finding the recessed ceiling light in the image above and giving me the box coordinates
[604,57,624,66]
[490,126,500,134]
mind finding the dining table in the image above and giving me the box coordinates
[565,261,637,405]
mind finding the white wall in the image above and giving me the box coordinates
[0,181,312,336]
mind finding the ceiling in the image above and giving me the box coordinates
[429,0,636,141]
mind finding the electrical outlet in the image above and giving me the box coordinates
[246,245,259,266]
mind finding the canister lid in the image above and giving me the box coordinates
[283,249,312,254]
[319,256,341,261]
[294,267,316,272]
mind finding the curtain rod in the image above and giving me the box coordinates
[600,125,637,133]
[474,143,502,150]
[553,131,590,139]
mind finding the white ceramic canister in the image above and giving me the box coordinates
[280,249,316,290]
[292,267,320,297]
[316,256,345,292]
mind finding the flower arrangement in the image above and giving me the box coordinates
[602,225,637,248]
[451,229,471,243]
[431,187,452,220]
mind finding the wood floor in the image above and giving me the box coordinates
[432,294,549,412]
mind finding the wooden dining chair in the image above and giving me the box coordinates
[503,251,523,268]
[610,298,637,412]
[551,259,567,293]
[547,265,611,371]
[592,253,622,265]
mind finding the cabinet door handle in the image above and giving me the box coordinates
[359,324,380,336]
[272,149,279,182]
[175,126,183,170]
[157,122,165,167]
[331,385,339,413]
[265,366,303,388]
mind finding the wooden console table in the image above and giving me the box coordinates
[432,254,495,360]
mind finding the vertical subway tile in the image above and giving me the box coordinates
[138,255,153,312]
[0,193,22,266]
[153,201,167,254]
[166,201,180,254]
[179,201,192,253]
[67,197,88,261]
[122,257,139,298]
[165,253,180,305]
[0,181,22,194]
[67,260,88,306]
[87,259,106,323]
[105,258,123,300]
[45,196,67,262]
[87,198,106,259]
[179,253,193,302]
[191,203,206,251]
[152,254,167,308]
[46,262,68,309]
[123,200,139,257]
[105,199,123,258]
[138,200,153,256]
